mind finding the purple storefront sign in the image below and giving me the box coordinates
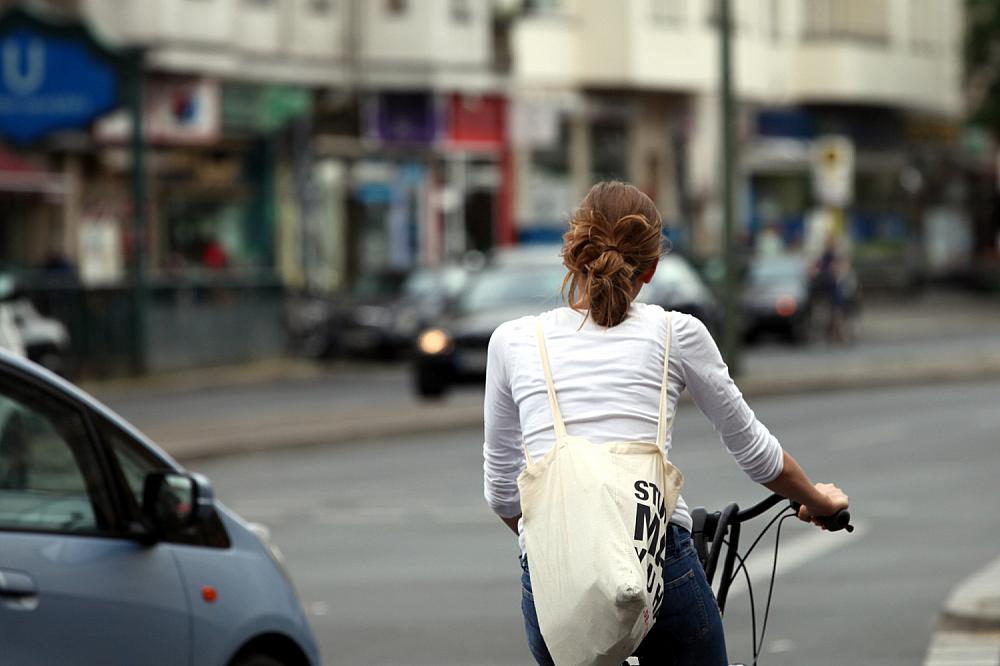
[366,92,438,145]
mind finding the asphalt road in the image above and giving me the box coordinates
[190,378,1000,666]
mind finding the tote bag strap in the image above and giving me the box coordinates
[655,310,674,453]
[534,318,569,449]
[528,313,672,465]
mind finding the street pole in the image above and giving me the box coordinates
[719,0,741,375]
[129,49,147,375]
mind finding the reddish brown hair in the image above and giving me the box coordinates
[561,181,664,327]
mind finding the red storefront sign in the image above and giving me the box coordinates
[446,94,505,149]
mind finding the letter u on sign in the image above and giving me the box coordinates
[3,38,44,96]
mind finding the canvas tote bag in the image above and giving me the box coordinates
[517,311,684,666]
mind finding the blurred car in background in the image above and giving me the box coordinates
[413,254,566,397]
[412,246,718,398]
[284,291,344,360]
[341,264,471,359]
[0,276,24,358]
[0,349,320,666]
[0,304,25,358]
[741,252,860,344]
[741,253,814,344]
[283,268,407,360]
[0,274,70,374]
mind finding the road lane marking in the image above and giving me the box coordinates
[924,631,1000,666]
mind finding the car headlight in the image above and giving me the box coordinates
[417,328,452,355]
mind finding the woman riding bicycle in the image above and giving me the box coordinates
[483,181,849,665]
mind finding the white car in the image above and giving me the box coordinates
[6,298,70,373]
[0,303,25,358]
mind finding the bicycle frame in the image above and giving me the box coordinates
[691,494,852,615]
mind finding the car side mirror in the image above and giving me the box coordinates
[141,471,215,539]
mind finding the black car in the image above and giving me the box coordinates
[413,259,566,398]
[741,254,814,344]
[284,269,408,360]
[412,247,719,398]
[341,265,471,359]
[741,253,859,344]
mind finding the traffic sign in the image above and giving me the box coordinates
[811,134,855,207]
[0,7,123,145]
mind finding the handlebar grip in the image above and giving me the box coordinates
[789,502,854,533]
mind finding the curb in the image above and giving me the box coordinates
[165,397,485,463]
[941,555,1000,631]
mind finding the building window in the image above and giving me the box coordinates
[309,0,334,14]
[524,0,562,14]
[909,0,942,54]
[451,0,473,24]
[804,0,889,43]
[651,0,685,25]
[385,0,408,15]
[770,0,781,42]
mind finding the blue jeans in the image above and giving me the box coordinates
[520,524,728,666]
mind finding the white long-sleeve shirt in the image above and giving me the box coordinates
[483,303,784,553]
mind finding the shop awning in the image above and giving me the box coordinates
[0,149,66,197]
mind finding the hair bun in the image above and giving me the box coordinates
[561,181,664,327]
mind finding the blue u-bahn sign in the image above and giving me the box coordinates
[0,7,124,145]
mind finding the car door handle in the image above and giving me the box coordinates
[0,568,38,599]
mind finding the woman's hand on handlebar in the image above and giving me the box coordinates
[798,482,849,529]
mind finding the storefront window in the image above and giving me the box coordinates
[155,142,273,276]
[590,118,628,183]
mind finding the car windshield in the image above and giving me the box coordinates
[402,267,466,300]
[457,266,566,315]
[352,271,406,301]
[749,257,806,285]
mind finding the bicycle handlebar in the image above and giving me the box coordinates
[787,501,854,533]
[732,493,854,532]
[692,493,854,615]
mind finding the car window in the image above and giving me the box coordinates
[95,416,231,549]
[98,418,168,510]
[404,267,468,300]
[0,386,111,534]
[749,257,805,284]
[457,266,565,314]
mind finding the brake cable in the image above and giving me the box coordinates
[722,505,799,666]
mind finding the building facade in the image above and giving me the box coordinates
[510,0,966,286]
[0,0,509,372]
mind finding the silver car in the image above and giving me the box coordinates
[0,349,320,666]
